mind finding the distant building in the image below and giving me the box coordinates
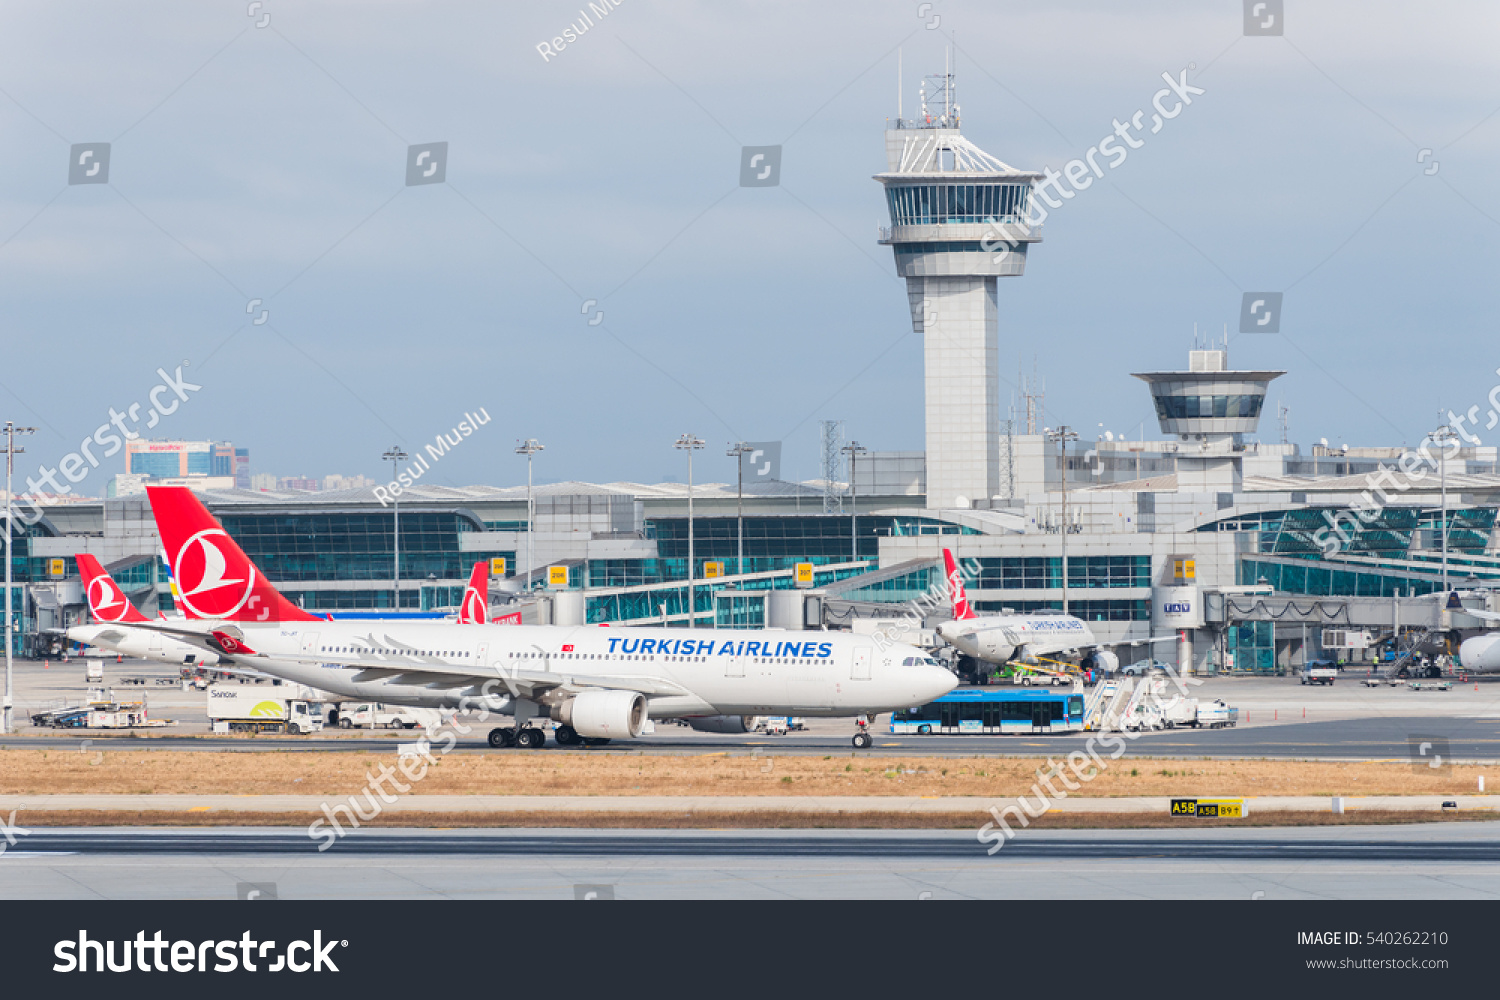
[234,448,251,489]
[125,440,234,479]
[109,473,235,497]
[277,476,320,492]
[323,474,375,492]
[249,473,277,492]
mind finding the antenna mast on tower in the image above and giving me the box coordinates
[1020,358,1045,435]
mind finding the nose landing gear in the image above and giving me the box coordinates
[851,715,873,749]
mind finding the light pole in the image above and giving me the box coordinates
[727,442,752,576]
[1432,424,1458,591]
[675,433,704,627]
[382,446,407,610]
[515,439,545,592]
[1046,426,1079,615]
[3,422,35,735]
[841,441,867,563]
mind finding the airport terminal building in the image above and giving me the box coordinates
[10,340,1500,676]
[8,94,1500,674]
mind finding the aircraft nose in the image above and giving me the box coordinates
[915,664,958,702]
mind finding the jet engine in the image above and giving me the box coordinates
[1082,649,1118,674]
[553,689,647,738]
[686,715,759,734]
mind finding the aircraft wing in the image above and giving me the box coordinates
[265,649,690,700]
[120,621,690,699]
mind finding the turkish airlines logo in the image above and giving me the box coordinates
[460,585,487,624]
[949,567,970,617]
[87,576,130,622]
[173,529,255,618]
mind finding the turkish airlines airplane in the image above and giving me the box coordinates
[66,553,223,667]
[137,486,955,748]
[935,549,1170,675]
[67,555,492,667]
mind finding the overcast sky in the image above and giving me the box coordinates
[3,0,1497,492]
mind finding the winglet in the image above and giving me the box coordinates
[76,553,150,624]
[943,548,976,620]
[458,560,489,624]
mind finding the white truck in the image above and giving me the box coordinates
[206,684,326,735]
[1193,699,1236,728]
[335,702,426,730]
[1300,660,1338,685]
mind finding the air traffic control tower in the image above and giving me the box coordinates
[876,73,1042,510]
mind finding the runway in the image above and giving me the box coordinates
[4,825,1498,899]
[6,715,1500,759]
[11,826,1500,860]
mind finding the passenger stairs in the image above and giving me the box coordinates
[1382,627,1440,679]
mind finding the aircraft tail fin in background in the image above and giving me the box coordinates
[943,548,976,621]
[458,560,489,624]
[76,553,151,624]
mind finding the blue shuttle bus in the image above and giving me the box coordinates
[890,688,1086,735]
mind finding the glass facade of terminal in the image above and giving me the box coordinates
[885,183,1033,225]
[217,509,512,610]
[586,563,871,625]
[1202,507,1496,559]
[972,598,1151,622]
[2,518,54,583]
[649,515,960,568]
[973,555,1152,591]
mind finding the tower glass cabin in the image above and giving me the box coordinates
[875,76,1043,510]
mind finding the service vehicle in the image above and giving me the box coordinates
[207,684,326,734]
[1300,659,1338,685]
[1193,699,1236,728]
[335,702,424,729]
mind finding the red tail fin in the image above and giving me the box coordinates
[145,486,318,623]
[943,548,976,620]
[457,560,489,624]
[75,553,150,624]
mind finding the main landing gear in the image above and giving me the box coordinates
[488,726,549,749]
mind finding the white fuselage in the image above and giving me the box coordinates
[937,614,1098,665]
[211,622,956,717]
[67,623,221,667]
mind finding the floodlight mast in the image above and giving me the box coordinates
[382,446,408,608]
[675,434,705,627]
[515,439,545,592]
[3,422,36,735]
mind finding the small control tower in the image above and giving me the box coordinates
[1132,347,1284,492]
[875,71,1043,510]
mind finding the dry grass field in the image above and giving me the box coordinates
[0,748,1490,798]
